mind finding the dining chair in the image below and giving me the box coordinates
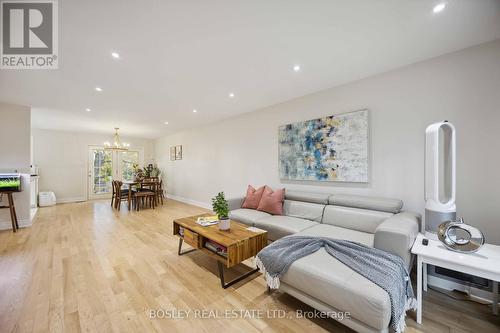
[113,180,133,210]
[134,185,156,211]
[111,180,117,208]
[156,179,164,205]
[112,180,119,209]
[111,180,121,208]
[138,179,158,204]
[138,178,155,191]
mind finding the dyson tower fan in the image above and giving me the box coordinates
[425,121,456,234]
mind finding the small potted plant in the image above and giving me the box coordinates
[132,163,143,181]
[212,192,230,231]
[143,164,152,178]
[151,164,161,178]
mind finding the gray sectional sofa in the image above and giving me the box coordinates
[228,191,420,333]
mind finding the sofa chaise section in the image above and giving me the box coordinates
[282,194,419,332]
[278,199,407,333]
[280,248,392,331]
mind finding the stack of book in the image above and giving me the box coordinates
[205,240,227,257]
[196,215,219,226]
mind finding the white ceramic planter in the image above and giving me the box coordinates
[219,218,230,231]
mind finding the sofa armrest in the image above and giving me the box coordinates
[374,212,421,268]
[227,196,245,211]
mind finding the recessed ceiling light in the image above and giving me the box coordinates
[229,93,235,98]
[192,109,197,113]
[164,121,169,125]
[111,52,120,59]
[293,65,301,72]
[433,3,446,13]
[85,108,91,112]
[95,87,103,92]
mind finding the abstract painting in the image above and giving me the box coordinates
[279,109,369,182]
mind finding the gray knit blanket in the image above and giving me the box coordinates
[255,236,416,333]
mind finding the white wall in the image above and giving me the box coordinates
[155,39,500,245]
[32,129,154,203]
[0,102,31,230]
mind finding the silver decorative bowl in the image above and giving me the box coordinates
[437,218,484,253]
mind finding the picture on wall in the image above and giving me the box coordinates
[278,109,369,182]
[170,146,176,161]
[175,145,183,160]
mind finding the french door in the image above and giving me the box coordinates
[88,147,142,200]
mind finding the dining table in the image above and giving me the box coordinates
[123,179,159,210]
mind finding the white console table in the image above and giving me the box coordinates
[411,233,500,324]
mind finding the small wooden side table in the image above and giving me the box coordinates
[0,192,19,232]
[411,233,500,324]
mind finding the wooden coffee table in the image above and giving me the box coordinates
[173,214,268,288]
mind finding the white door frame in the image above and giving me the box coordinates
[87,145,144,200]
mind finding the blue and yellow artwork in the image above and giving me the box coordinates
[279,110,369,182]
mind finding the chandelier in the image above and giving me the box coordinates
[104,128,130,151]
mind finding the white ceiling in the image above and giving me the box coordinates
[1,0,500,139]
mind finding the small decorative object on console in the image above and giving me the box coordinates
[212,192,230,230]
[437,217,484,253]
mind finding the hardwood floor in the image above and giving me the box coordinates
[0,199,498,333]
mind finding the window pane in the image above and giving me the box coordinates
[93,150,113,194]
[121,151,139,182]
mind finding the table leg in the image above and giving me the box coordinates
[417,256,422,324]
[493,281,498,315]
[11,193,19,229]
[128,187,132,211]
[13,201,18,229]
[177,238,196,256]
[217,261,260,289]
[154,184,158,207]
[7,193,17,232]
[423,263,428,292]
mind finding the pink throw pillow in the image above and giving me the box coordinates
[241,185,265,209]
[257,186,285,215]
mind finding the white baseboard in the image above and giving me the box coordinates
[30,207,38,221]
[166,194,211,210]
[56,196,86,204]
[0,218,32,231]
